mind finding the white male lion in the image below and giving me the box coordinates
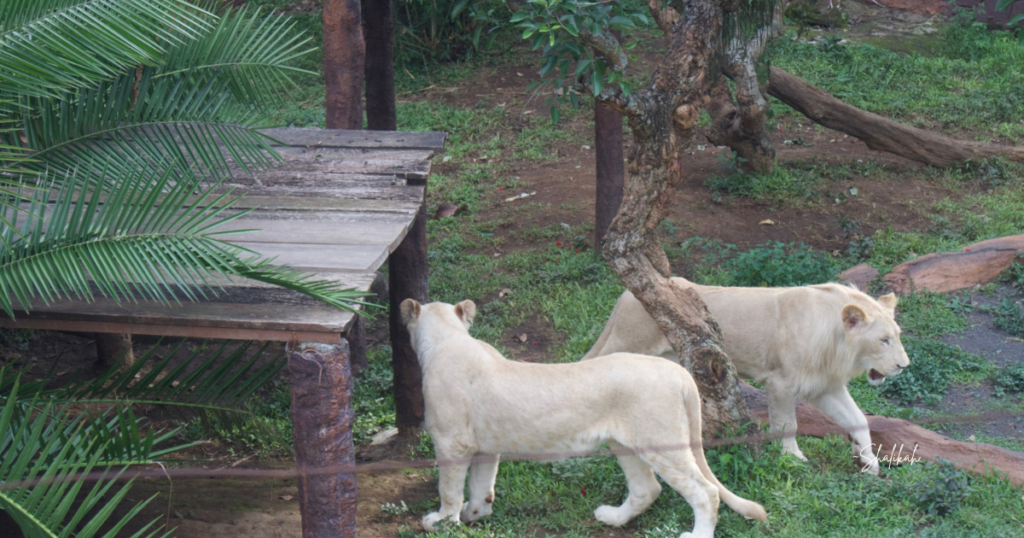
[402,298,767,538]
[583,278,910,475]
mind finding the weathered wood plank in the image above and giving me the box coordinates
[259,128,447,150]
[218,213,413,251]
[263,149,433,180]
[215,196,422,213]
[0,317,343,344]
[236,242,390,273]
[220,183,425,203]
[7,288,359,335]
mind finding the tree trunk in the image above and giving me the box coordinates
[323,0,364,129]
[594,30,625,253]
[768,67,1024,167]
[362,0,396,131]
[602,0,759,438]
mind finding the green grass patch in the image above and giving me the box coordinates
[896,291,971,338]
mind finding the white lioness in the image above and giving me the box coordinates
[583,278,910,475]
[402,298,767,538]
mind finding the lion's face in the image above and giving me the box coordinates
[843,293,910,386]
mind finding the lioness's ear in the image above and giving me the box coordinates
[400,299,421,326]
[454,300,476,327]
[878,293,898,313]
[842,304,868,330]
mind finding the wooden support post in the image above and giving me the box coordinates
[389,198,428,433]
[94,332,134,373]
[323,0,365,129]
[362,0,397,131]
[288,340,357,538]
[348,315,368,377]
[593,29,624,254]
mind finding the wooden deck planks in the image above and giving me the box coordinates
[10,128,438,341]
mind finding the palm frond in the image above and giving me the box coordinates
[0,0,213,99]
[0,380,169,538]
[11,8,316,183]
[0,164,372,318]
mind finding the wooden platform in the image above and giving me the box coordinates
[1,127,446,344]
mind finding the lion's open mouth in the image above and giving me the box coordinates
[867,369,886,385]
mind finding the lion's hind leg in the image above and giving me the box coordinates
[643,449,720,538]
[461,455,500,523]
[594,441,662,527]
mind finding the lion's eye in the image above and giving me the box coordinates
[881,338,891,345]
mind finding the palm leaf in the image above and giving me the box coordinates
[0,0,212,100]
[0,380,170,538]
[11,8,315,184]
[0,164,372,318]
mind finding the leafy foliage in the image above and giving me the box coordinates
[990,296,1024,337]
[993,362,1024,398]
[724,241,840,287]
[879,337,988,405]
[913,458,974,517]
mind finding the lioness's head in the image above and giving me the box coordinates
[842,293,910,386]
[400,299,476,350]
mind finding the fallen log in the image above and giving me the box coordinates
[883,234,1024,295]
[741,383,1024,484]
[767,67,1024,168]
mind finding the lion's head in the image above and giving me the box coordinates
[842,293,910,386]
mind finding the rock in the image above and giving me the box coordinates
[435,203,458,219]
[740,383,1024,483]
[837,263,879,291]
[883,234,1024,295]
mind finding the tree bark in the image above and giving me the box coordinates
[594,29,625,253]
[599,0,759,438]
[768,67,1024,167]
[323,0,364,129]
[362,0,396,131]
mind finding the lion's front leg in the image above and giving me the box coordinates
[811,386,879,475]
[461,455,499,523]
[766,380,806,461]
[423,450,471,532]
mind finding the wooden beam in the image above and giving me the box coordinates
[322,0,364,131]
[388,203,428,434]
[362,0,397,131]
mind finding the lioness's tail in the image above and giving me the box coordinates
[684,380,769,522]
[581,297,621,360]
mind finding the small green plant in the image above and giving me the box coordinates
[838,215,874,260]
[897,291,970,338]
[724,241,839,287]
[879,338,988,405]
[380,500,411,516]
[993,362,1024,398]
[990,297,1024,337]
[913,458,973,517]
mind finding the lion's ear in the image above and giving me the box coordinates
[878,293,898,314]
[454,300,476,327]
[842,304,869,330]
[400,299,421,326]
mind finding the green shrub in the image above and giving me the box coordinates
[993,362,1024,398]
[879,337,988,405]
[913,458,973,517]
[724,241,840,287]
[990,296,1024,337]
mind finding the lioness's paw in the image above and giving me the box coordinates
[460,501,493,522]
[422,512,459,532]
[594,505,630,527]
[781,445,808,462]
[861,458,880,476]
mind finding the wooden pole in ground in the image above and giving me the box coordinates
[288,340,357,538]
[593,30,624,254]
[94,332,134,373]
[323,0,364,129]
[389,192,429,434]
[362,0,396,131]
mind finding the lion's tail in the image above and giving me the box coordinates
[581,296,621,360]
[684,382,769,522]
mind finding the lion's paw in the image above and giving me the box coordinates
[594,505,630,527]
[861,458,880,476]
[422,512,459,532]
[460,501,492,522]
[781,446,808,462]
